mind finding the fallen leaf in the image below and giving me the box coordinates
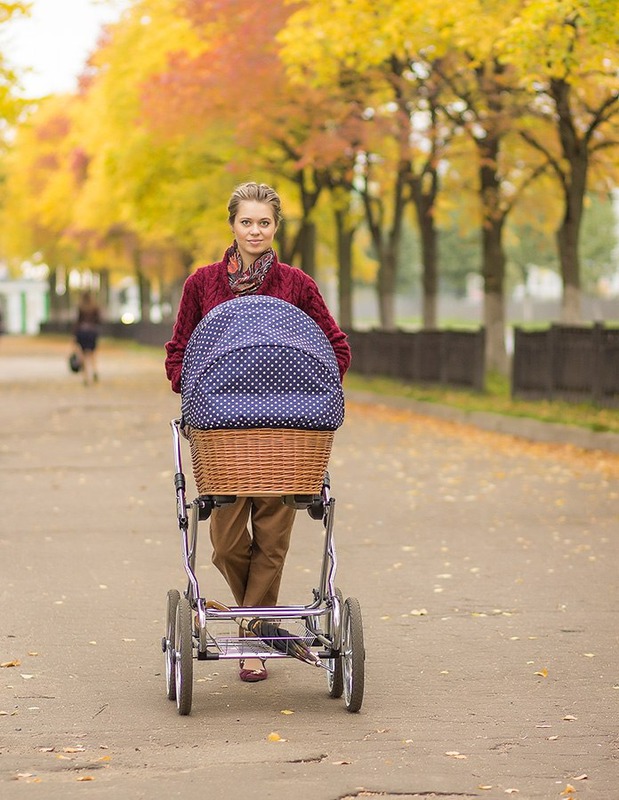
[560,786,576,796]
[583,653,595,658]
[76,776,94,782]
[20,674,34,680]
[267,732,285,742]
[479,786,493,791]
[534,667,548,678]
[1,660,21,668]
[280,709,294,715]
[505,791,520,795]
[445,751,467,759]
[563,715,577,721]
[573,774,588,781]
[547,736,559,741]
[63,746,86,753]
[38,747,54,753]
[331,760,351,765]
[15,773,35,779]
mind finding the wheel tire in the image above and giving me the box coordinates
[342,597,365,713]
[326,588,344,699]
[165,589,180,701]
[174,596,194,716]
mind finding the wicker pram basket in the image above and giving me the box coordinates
[187,427,334,496]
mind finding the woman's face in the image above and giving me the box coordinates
[231,200,278,267]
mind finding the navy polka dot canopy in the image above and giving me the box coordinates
[180,296,345,431]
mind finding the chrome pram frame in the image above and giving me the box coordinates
[162,418,365,716]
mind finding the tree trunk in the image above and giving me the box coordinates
[298,219,317,279]
[98,269,110,311]
[334,206,354,329]
[47,268,68,321]
[411,180,439,330]
[551,78,587,324]
[378,246,398,330]
[286,167,323,276]
[137,270,151,323]
[478,131,508,374]
[556,208,583,323]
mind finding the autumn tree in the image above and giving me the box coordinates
[499,0,619,322]
[278,1,453,330]
[143,0,334,280]
[0,1,29,129]
[0,95,95,318]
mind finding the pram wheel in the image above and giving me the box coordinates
[174,596,194,715]
[326,588,344,699]
[164,589,180,700]
[342,597,365,713]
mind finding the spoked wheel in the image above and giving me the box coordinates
[326,588,344,699]
[174,596,194,715]
[164,589,180,700]
[342,597,365,713]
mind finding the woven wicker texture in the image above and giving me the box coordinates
[188,428,334,495]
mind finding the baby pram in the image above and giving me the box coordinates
[163,296,365,715]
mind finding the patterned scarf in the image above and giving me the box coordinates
[226,241,275,295]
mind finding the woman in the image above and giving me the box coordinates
[165,182,351,682]
[74,291,101,386]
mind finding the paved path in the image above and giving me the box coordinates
[1,336,618,800]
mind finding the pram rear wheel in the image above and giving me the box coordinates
[326,588,344,698]
[174,596,194,715]
[164,589,180,700]
[342,597,365,713]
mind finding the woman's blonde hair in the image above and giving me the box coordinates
[227,182,283,226]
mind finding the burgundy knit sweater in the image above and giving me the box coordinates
[164,253,351,393]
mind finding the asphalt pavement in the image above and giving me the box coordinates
[1,335,618,800]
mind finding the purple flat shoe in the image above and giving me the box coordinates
[239,659,268,683]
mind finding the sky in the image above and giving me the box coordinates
[3,0,129,96]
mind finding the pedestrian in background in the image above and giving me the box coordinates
[74,291,102,386]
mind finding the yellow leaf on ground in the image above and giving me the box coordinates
[280,710,294,715]
[267,732,286,742]
[534,668,548,678]
[560,786,576,796]
[76,776,94,782]
[1,660,21,668]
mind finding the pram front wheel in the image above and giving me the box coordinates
[326,588,344,699]
[342,597,365,713]
[164,589,180,700]
[174,596,194,715]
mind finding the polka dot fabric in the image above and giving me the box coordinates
[180,296,345,431]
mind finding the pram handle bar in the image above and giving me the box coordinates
[171,418,188,527]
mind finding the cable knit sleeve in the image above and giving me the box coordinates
[164,273,204,393]
[297,275,351,380]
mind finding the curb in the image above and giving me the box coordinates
[346,389,619,456]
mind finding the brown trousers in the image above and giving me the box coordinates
[209,496,296,608]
